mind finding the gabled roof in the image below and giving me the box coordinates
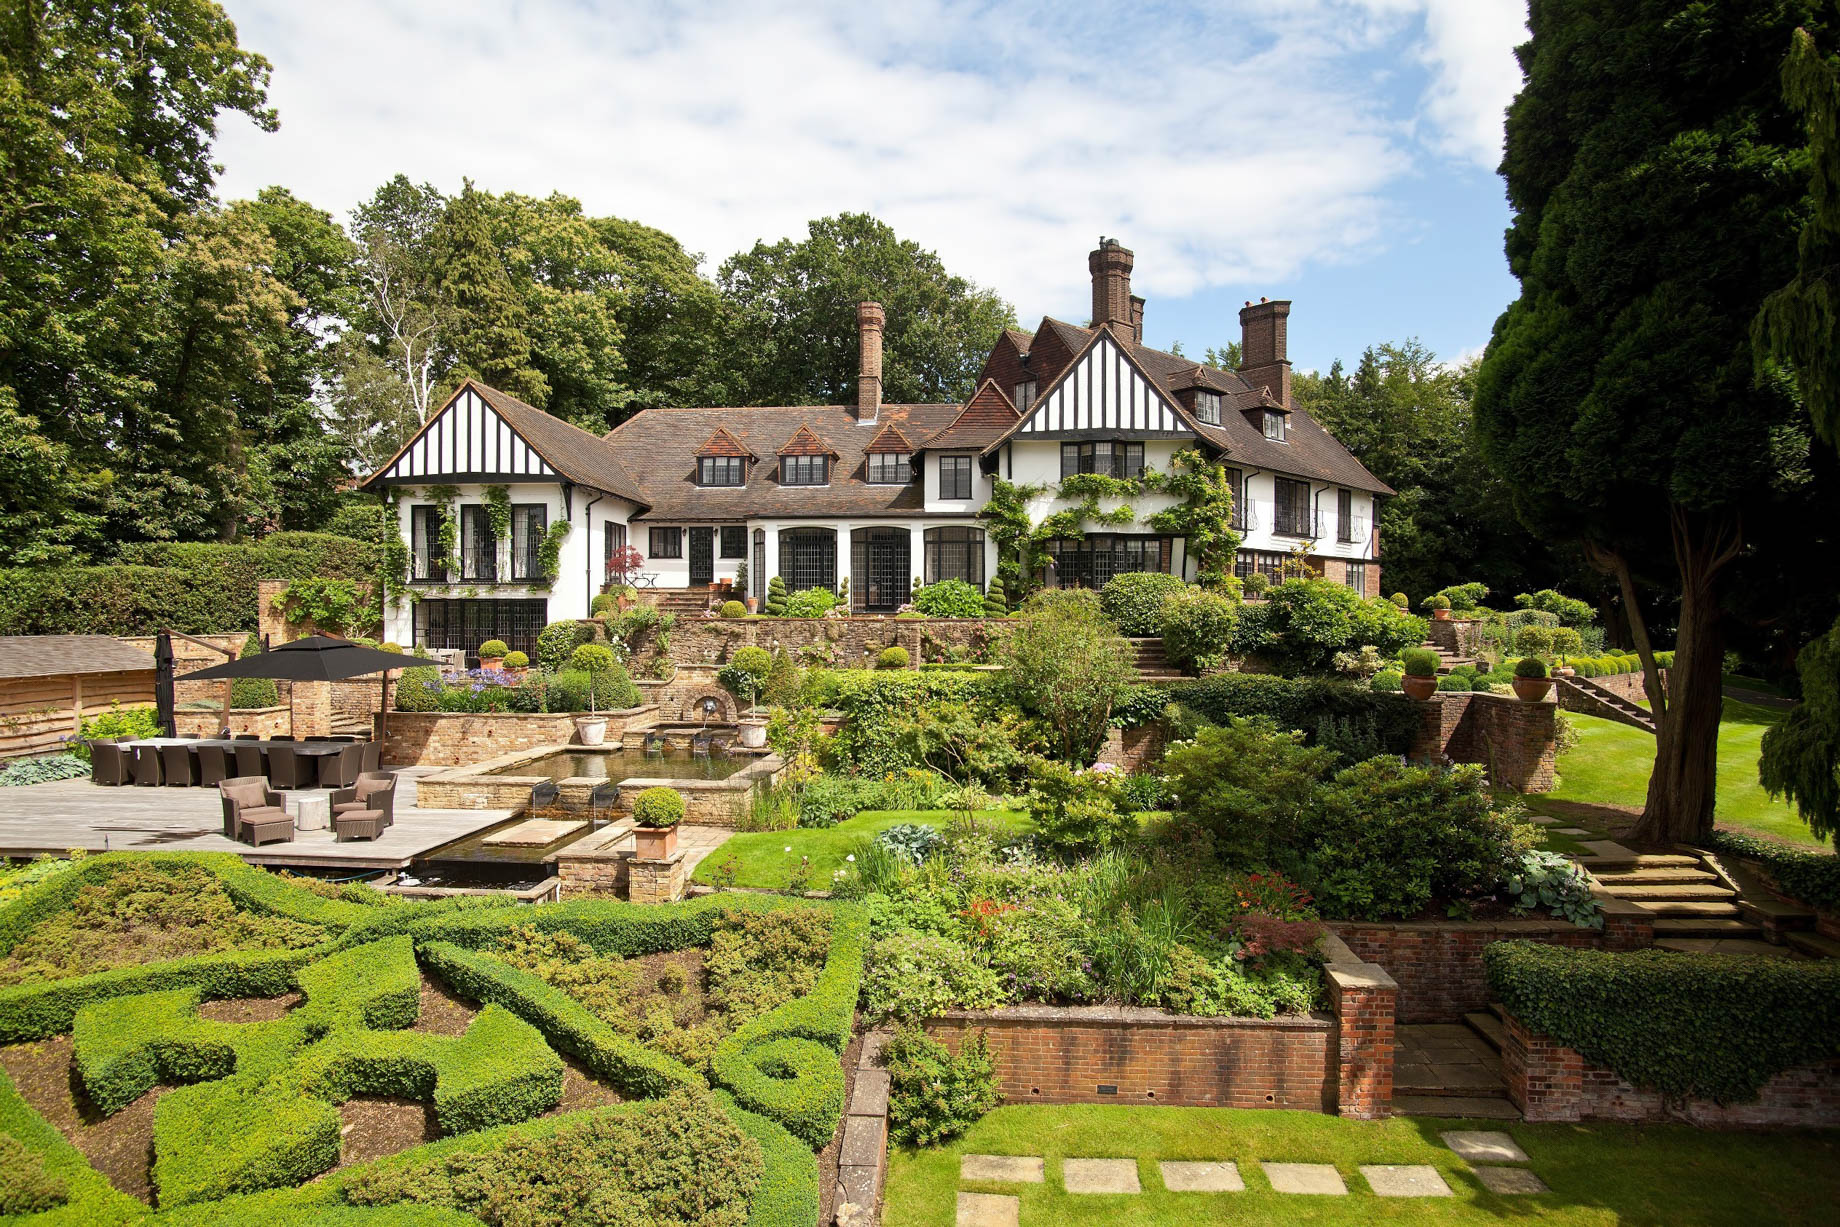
[695,425,757,460]
[0,636,156,680]
[982,326,1200,454]
[778,423,840,458]
[920,379,1021,452]
[863,422,915,454]
[360,379,649,508]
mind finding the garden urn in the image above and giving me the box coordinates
[1402,673,1438,700]
[575,715,608,746]
[738,714,768,749]
[635,824,677,859]
[1512,676,1554,702]
[746,597,759,614]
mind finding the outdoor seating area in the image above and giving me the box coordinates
[214,767,398,847]
[87,735,381,790]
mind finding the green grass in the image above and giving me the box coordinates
[883,1104,1840,1226]
[690,810,1030,890]
[1547,699,1822,847]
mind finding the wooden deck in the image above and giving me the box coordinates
[0,769,513,870]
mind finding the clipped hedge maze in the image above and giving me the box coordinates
[70,936,563,1206]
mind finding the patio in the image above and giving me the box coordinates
[0,768,512,870]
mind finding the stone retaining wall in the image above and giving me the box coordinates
[1501,1009,1840,1127]
[1409,692,1557,792]
[1096,723,1166,772]
[1426,616,1488,659]
[1330,907,1653,1025]
[377,708,655,767]
[627,615,1006,672]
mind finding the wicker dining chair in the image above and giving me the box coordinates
[160,743,197,787]
[270,734,296,742]
[360,741,381,774]
[322,743,365,789]
[130,745,162,786]
[233,742,265,779]
[89,742,131,786]
[195,743,231,788]
[266,744,304,789]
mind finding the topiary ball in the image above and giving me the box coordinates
[1390,592,1409,608]
[479,639,510,658]
[590,593,615,616]
[877,645,910,669]
[632,786,685,828]
[719,600,747,618]
[1401,647,1440,677]
[1514,656,1550,679]
[503,651,529,669]
[569,643,617,673]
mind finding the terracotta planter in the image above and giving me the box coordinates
[1555,666,1575,678]
[1402,674,1438,700]
[746,597,759,614]
[1512,677,1554,702]
[504,666,527,683]
[634,824,678,860]
[1432,609,1451,621]
[479,656,504,671]
[575,716,608,745]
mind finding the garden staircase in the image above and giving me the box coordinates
[1575,844,1838,956]
[1554,675,1656,734]
[1415,637,1477,675]
[1127,637,1187,683]
[639,588,717,617]
[1393,1013,1519,1120]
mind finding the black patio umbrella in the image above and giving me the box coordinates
[181,635,411,740]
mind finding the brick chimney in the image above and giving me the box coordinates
[1089,238,1135,336]
[856,301,884,422]
[1237,297,1292,408]
[1129,295,1145,343]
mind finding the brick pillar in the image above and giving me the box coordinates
[1328,962,1397,1119]
[628,852,685,904]
[1500,1009,1583,1122]
[258,578,290,645]
[292,680,332,739]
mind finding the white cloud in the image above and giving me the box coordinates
[212,0,1523,316]
[1350,0,1529,169]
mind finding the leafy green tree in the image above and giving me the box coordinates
[999,590,1136,763]
[433,180,547,407]
[1474,0,1839,842]
[596,216,735,412]
[719,213,1014,405]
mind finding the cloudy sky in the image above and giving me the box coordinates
[215,0,1528,375]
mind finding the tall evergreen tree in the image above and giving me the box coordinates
[1475,0,1840,843]
[433,181,546,406]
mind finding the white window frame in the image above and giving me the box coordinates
[1196,390,1222,424]
[1263,410,1287,442]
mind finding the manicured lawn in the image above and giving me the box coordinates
[1548,698,1822,847]
[883,1104,1840,1226]
[691,809,1030,889]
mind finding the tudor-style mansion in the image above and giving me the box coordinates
[362,239,1391,658]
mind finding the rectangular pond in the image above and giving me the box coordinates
[489,749,750,784]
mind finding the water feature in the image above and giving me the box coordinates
[490,749,749,784]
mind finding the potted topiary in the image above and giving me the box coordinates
[478,639,509,670]
[1512,656,1553,701]
[502,649,530,680]
[1423,594,1452,621]
[718,646,773,747]
[632,785,684,859]
[1401,647,1440,700]
[569,643,619,745]
[1390,591,1409,609]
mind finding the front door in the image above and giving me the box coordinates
[689,527,715,586]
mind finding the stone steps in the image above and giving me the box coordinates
[1651,916,1763,936]
[1637,899,1744,918]
[1592,867,1721,886]
[1393,1094,1521,1120]
[1787,930,1840,959]
[1601,883,1737,901]
[1463,1010,1506,1053]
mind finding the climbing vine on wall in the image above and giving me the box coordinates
[483,485,512,577]
[534,520,571,591]
[424,485,461,581]
[272,578,378,636]
[381,492,411,609]
[1145,449,1241,589]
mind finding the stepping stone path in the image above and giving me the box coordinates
[956,1192,1019,1227]
[1260,1163,1348,1195]
[1440,1131,1529,1163]
[1362,1165,1453,1197]
[1159,1160,1243,1192]
[1474,1166,1550,1195]
[1551,827,1590,836]
[1063,1158,1140,1194]
[961,1155,1044,1183]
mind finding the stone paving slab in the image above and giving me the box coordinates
[1473,1165,1550,1195]
[849,1068,890,1117]
[1159,1160,1244,1192]
[1551,827,1590,836]
[1440,1131,1530,1163]
[960,1155,1044,1183]
[956,1192,1019,1227]
[481,817,586,845]
[1261,1163,1347,1194]
[1063,1158,1141,1194]
[1362,1164,1454,1197]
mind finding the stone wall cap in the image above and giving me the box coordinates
[1325,963,1398,992]
[928,1004,1331,1030]
[1330,918,1598,936]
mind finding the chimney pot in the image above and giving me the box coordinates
[856,301,885,422]
[1237,298,1293,409]
[1089,239,1136,335]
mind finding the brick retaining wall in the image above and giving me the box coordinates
[1330,907,1653,1025]
[1501,1010,1840,1127]
[1409,692,1557,792]
[173,706,290,738]
[377,708,655,767]
[1097,724,1166,771]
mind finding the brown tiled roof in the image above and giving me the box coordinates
[695,426,756,460]
[1001,328,1034,354]
[1024,319,1391,495]
[778,423,840,458]
[0,636,156,680]
[602,404,964,520]
[466,382,651,507]
[863,423,915,455]
[919,380,1020,452]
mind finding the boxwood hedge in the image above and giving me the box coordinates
[1171,673,1422,754]
[1485,941,1840,1103]
[1705,831,1840,914]
[0,1064,143,1226]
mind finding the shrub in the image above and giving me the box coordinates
[1099,572,1189,636]
[1400,647,1439,677]
[1115,770,1168,812]
[876,645,910,670]
[1163,718,1338,866]
[783,587,837,619]
[1514,588,1595,627]
[1506,850,1602,928]
[73,703,160,760]
[1485,942,1840,1103]
[982,578,1008,617]
[569,644,616,672]
[1436,674,1469,692]
[502,650,529,669]
[1246,579,1425,673]
[590,593,616,616]
[1423,594,1451,611]
[536,620,596,672]
[1550,627,1585,659]
[1389,592,1409,608]
[718,646,774,708]
[1432,582,1489,612]
[1242,571,1271,596]
[1305,760,1533,920]
[544,665,639,713]
[1000,592,1136,763]
[229,633,278,709]
[912,579,986,618]
[1159,588,1238,674]
[1704,831,1840,912]
[1514,625,1555,658]
[632,787,685,828]
[1171,673,1422,755]
[1369,669,1403,692]
[1515,656,1550,679]
[0,755,88,787]
[719,599,748,618]
[478,639,509,659]
[879,1024,1000,1146]
[862,931,1004,1022]
[1025,759,1135,855]
[765,575,789,617]
[0,1133,67,1216]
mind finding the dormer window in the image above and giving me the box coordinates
[867,452,911,484]
[1014,379,1037,412]
[782,455,829,486]
[697,456,745,486]
[1195,391,1222,424]
[1263,410,1287,441]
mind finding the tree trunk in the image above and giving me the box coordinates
[1631,511,1741,845]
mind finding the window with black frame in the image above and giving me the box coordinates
[650,526,682,558]
[1344,562,1367,593]
[924,526,985,586]
[720,526,746,558]
[1234,550,1287,581]
[1225,467,1246,530]
[510,504,546,580]
[866,452,911,483]
[410,505,447,582]
[781,455,828,485]
[778,528,836,591]
[1045,534,1171,588]
[939,455,973,499]
[697,456,746,486]
[1272,477,1313,536]
[414,598,546,660]
[1059,440,1146,479]
[459,506,497,581]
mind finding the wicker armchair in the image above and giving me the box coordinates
[330,772,396,827]
[218,776,286,841]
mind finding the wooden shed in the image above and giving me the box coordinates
[0,636,156,760]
